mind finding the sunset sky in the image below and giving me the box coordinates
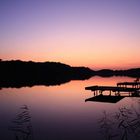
[0,0,140,69]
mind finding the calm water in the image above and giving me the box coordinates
[0,76,140,140]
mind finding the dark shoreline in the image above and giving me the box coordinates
[0,60,140,88]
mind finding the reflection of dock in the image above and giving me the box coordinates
[85,79,140,103]
[85,94,125,103]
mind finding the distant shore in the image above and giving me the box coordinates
[0,60,140,88]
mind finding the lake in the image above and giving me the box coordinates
[0,76,140,140]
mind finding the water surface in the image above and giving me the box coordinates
[0,76,140,140]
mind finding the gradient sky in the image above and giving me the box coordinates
[0,0,140,69]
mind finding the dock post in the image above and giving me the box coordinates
[93,91,95,96]
[96,90,98,96]
[109,90,111,96]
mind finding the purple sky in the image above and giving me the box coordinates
[0,0,140,69]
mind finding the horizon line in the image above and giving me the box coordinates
[1,58,140,71]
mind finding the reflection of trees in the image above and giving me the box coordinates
[99,101,140,140]
[99,111,118,140]
[9,105,33,140]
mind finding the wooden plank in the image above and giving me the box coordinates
[117,82,140,86]
[85,85,139,92]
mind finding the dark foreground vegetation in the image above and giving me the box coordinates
[0,60,140,88]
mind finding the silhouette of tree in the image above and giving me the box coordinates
[0,60,140,89]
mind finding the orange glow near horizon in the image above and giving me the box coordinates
[1,36,140,70]
[1,0,140,70]
[0,76,135,108]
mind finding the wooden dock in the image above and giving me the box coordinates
[85,79,140,103]
[117,82,140,88]
[85,85,139,95]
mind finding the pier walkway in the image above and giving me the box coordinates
[85,85,139,95]
[117,82,140,88]
[85,79,140,103]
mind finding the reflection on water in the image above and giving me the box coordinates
[99,99,140,140]
[9,105,33,140]
[0,76,140,140]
